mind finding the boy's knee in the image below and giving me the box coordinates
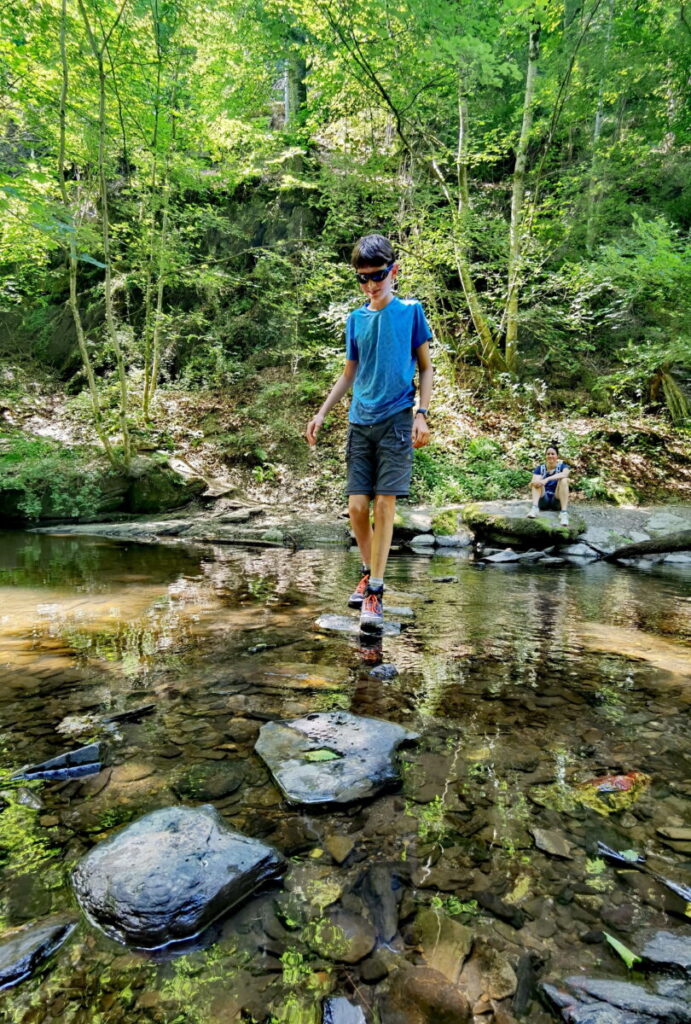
[349,494,370,517]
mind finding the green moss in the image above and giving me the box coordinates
[431,509,458,535]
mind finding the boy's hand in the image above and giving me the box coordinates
[305,414,324,446]
[412,413,430,449]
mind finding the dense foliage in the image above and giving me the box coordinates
[1,0,689,477]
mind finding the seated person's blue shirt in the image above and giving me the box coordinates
[534,460,568,497]
[345,297,432,425]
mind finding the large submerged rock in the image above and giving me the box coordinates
[255,711,418,805]
[72,805,285,948]
[0,916,77,990]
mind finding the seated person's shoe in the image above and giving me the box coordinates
[559,511,569,526]
[527,506,539,519]
[360,589,384,633]
[348,572,370,609]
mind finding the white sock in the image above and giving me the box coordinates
[368,576,384,592]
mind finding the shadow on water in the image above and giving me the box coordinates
[0,530,689,1022]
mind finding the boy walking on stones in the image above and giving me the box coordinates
[306,234,433,633]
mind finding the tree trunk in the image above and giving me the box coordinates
[604,531,691,562]
[585,0,614,252]
[432,85,504,371]
[58,0,116,464]
[77,0,131,464]
[504,22,540,373]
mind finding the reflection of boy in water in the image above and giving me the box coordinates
[528,445,570,526]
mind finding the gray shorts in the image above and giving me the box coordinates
[346,408,414,497]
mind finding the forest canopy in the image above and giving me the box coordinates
[0,0,690,471]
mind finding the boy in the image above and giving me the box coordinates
[527,444,570,526]
[305,234,433,633]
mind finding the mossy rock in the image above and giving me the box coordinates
[431,509,459,536]
[462,503,586,548]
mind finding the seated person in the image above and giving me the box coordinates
[528,445,570,525]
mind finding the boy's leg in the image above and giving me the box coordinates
[370,494,397,580]
[348,494,373,566]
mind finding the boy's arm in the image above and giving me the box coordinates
[412,342,433,449]
[305,360,358,446]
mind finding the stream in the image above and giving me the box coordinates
[0,529,689,1023]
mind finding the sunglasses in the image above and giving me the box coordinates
[355,263,394,284]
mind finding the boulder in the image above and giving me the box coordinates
[255,712,418,805]
[435,532,473,548]
[462,502,585,548]
[72,805,285,948]
[0,916,77,990]
[410,533,435,547]
[125,457,206,513]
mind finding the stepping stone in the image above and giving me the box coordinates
[13,743,103,782]
[0,916,77,991]
[255,711,418,805]
[315,615,401,636]
[72,805,285,948]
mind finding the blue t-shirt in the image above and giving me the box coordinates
[533,461,568,496]
[345,296,432,425]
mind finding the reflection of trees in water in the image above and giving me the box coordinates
[0,531,202,590]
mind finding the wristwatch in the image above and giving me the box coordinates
[415,408,428,418]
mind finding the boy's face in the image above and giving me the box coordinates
[356,262,398,309]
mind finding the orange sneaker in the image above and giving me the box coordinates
[360,589,384,633]
[348,572,370,609]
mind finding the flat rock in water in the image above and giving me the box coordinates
[565,976,691,1020]
[530,827,574,859]
[323,996,367,1023]
[411,908,473,984]
[72,805,285,948]
[0,916,77,990]
[254,711,418,805]
[483,549,521,563]
[13,743,102,782]
[641,931,691,974]
[315,615,401,636]
[410,533,435,546]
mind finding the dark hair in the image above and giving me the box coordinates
[351,234,396,268]
[546,444,559,455]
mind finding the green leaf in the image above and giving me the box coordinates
[304,749,340,762]
[604,932,641,969]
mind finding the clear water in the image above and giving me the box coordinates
[0,530,689,1023]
